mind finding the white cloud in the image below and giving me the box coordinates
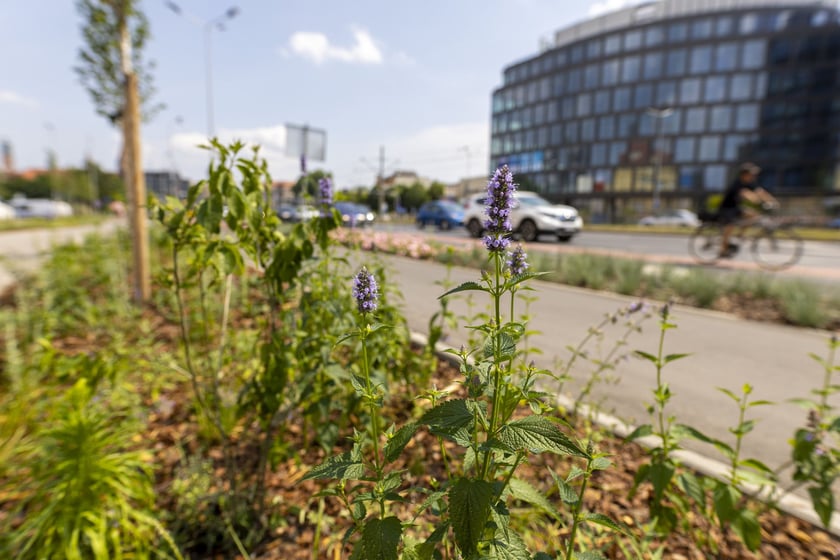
[588,0,644,17]
[0,90,38,109]
[286,27,384,65]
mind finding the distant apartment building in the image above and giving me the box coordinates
[145,171,189,200]
[490,0,840,221]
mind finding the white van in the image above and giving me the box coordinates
[8,195,73,219]
[0,201,15,220]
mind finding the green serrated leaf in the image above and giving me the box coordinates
[303,451,365,481]
[450,478,494,557]
[732,510,762,552]
[498,416,588,457]
[490,529,531,560]
[358,516,401,560]
[420,399,475,437]
[625,424,653,441]
[548,469,580,505]
[440,281,488,299]
[591,456,612,471]
[508,478,562,520]
[584,512,630,536]
[574,551,608,560]
[674,423,715,445]
[677,472,706,506]
[713,483,740,523]
[384,423,418,464]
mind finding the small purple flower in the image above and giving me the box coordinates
[506,244,528,276]
[352,267,378,314]
[318,177,333,209]
[482,165,517,252]
[628,301,644,314]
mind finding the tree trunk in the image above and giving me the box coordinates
[123,71,150,303]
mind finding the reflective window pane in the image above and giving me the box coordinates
[598,116,615,139]
[710,106,732,131]
[622,55,641,82]
[602,59,620,86]
[577,93,591,116]
[551,124,562,144]
[587,38,602,59]
[656,81,677,106]
[704,76,727,102]
[680,78,702,104]
[740,13,759,34]
[669,22,688,42]
[685,107,706,133]
[581,118,596,141]
[625,30,643,50]
[724,134,747,161]
[613,87,632,111]
[584,65,600,89]
[735,104,759,130]
[610,141,626,165]
[665,50,687,78]
[553,74,565,96]
[634,84,654,109]
[692,19,713,39]
[690,46,712,73]
[699,136,721,161]
[675,138,696,162]
[644,52,662,79]
[715,43,738,71]
[591,143,607,166]
[742,40,765,69]
[617,114,637,137]
[730,74,752,100]
[568,69,581,93]
[704,165,727,191]
[645,26,664,47]
[594,90,611,114]
[716,16,733,36]
[604,34,621,55]
[565,121,578,142]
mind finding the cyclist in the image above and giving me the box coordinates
[718,162,778,258]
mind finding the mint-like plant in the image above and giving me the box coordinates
[790,334,839,528]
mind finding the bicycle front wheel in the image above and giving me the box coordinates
[688,224,722,264]
[751,227,803,270]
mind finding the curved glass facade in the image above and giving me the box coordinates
[489,1,840,220]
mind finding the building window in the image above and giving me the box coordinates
[617,114,637,137]
[663,108,682,134]
[594,90,611,114]
[770,38,794,64]
[668,22,688,42]
[571,44,584,64]
[510,110,521,131]
[699,136,721,161]
[609,141,626,165]
[625,30,643,50]
[562,97,575,119]
[513,132,523,152]
[522,106,533,128]
[491,138,501,156]
[526,82,538,104]
[622,55,641,82]
[604,34,621,55]
[685,107,706,133]
[645,25,664,47]
[716,16,733,36]
[587,38,602,59]
[656,81,677,106]
[525,130,536,150]
[614,87,632,111]
[577,93,591,116]
[555,50,567,67]
[709,106,732,131]
[534,103,546,123]
[598,116,615,139]
[565,121,579,142]
[493,92,504,114]
[675,138,696,162]
[547,101,558,122]
[553,74,565,96]
[704,165,727,191]
[591,143,607,166]
[704,76,727,103]
[680,78,702,104]
[715,43,738,71]
[581,118,596,141]
[644,52,662,79]
[730,74,752,100]
[551,124,562,144]
[584,65,600,89]
[537,126,549,147]
[692,18,713,39]
[634,84,654,109]
[742,39,765,69]
[666,49,687,77]
[724,134,746,161]
[690,46,712,73]
[503,135,512,153]
[740,13,759,34]
[735,104,758,131]
[539,77,551,100]
[602,59,620,86]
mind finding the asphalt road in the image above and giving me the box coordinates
[378,222,840,281]
[357,250,838,498]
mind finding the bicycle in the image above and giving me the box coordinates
[688,205,804,270]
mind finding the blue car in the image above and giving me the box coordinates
[416,200,465,230]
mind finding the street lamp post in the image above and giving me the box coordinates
[646,106,673,211]
[166,2,239,138]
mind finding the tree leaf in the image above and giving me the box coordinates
[358,516,402,560]
[450,478,494,557]
[384,423,417,464]
[302,451,365,481]
[498,416,588,458]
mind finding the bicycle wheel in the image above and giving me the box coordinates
[751,227,804,270]
[688,224,723,264]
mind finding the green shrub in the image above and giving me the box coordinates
[775,280,827,328]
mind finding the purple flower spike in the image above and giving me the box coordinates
[318,177,333,209]
[482,165,517,252]
[506,244,529,276]
[352,267,378,314]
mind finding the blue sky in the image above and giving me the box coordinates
[1,0,638,188]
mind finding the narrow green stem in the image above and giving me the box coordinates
[360,326,384,516]
[655,319,669,455]
[482,253,504,480]
[565,457,593,560]
[819,341,837,418]
[730,393,747,484]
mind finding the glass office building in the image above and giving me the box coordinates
[490,0,840,221]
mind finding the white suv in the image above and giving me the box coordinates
[463,191,583,242]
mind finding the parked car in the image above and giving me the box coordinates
[335,202,375,227]
[0,201,16,220]
[416,200,465,230]
[637,209,700,227]
[8,195,73,219]
[276,203,318,223]
[828,217,840,229]
[463,191,583,242]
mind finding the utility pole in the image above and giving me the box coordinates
[119,4,150,303]
[378,145,385,216]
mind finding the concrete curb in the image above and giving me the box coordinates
[409,331,840,538]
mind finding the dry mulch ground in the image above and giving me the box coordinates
[140,349,839,560]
